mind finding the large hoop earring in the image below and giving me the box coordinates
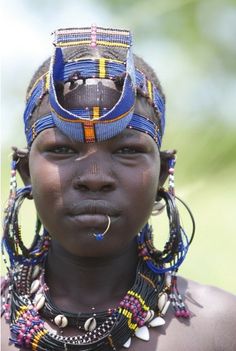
[137,155,195,318]
[2,156,50,270]
[138,154,195,272]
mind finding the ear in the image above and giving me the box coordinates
[12,147,31,186]
[159,149,177,188]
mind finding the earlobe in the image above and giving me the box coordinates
[12,147,31,186]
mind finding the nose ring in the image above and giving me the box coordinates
[93,215,111,241]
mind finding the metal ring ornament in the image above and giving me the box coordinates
[93,215,111,241]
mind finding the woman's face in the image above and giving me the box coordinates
[29,124,160,257]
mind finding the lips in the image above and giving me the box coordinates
[65,200,120,231]
[66,199,120,217]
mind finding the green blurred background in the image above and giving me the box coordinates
[1,0,236,294]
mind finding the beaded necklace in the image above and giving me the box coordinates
[2,234,172,351]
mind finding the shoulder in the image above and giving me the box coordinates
[181,277,236,351]
[184,277,236,314]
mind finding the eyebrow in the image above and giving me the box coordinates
[116,129,142,140]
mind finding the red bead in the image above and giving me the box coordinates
[5,312,10,320]
[180,310,186,317]
[175,310,181,317]
[17,336,23,343]
[183,310,190,318]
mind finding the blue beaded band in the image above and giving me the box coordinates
[26,113,161,147]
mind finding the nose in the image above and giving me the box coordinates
[72,153,116,193]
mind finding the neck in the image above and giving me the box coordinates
[46,239,138,312]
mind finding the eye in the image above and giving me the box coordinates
[114,144,147,155]
[48,145,76,154]
[115,147,140,154]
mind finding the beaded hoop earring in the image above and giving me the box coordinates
[137,154,195,318]
[138,188,195,274]
[2,156,50,269]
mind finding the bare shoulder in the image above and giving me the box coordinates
[184,277,236,316]
[180,277,236,351]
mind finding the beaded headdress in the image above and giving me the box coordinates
[24,26,165,147]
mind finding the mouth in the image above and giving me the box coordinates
[66,200,120,217]
[66,200,120,229]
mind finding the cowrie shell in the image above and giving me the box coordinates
[34,293,45,310]
[149,316,165,327]
[143,309,155,323]
[165,273,172,287]
[123,337,131,348]
[31,265,40,279]
[135,326,150,341]
[54,314,68,328]
[158,293,168,312]
[84,317,97,332]
[30,279,40,294]
[161,301,171,316]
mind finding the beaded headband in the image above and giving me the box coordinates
[24,26,165,147]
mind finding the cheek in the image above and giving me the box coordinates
[29,156,64,217]
[123,162,160,225]
[141,165,160,194]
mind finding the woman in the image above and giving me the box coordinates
[1,25,236,351]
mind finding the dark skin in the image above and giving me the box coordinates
[2,93,236,351]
